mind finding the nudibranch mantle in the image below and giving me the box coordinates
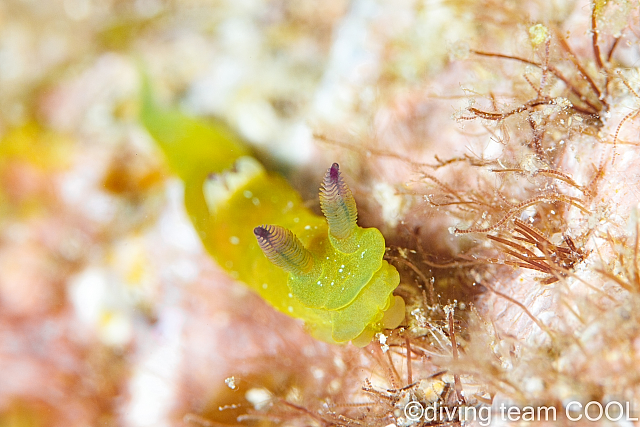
[247,162,404,345]
[140,77,403,344]
[200,158,404,345]
[288,227,386,311]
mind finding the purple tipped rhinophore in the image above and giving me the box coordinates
[329,162,340,181]
[320,163,358,239]
[253,225,270,240]
[254,225,313,274]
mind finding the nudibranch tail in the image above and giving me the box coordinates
[320,163,358,240]
[254,225,314,275]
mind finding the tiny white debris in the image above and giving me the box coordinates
[243,190,253,198]
[372,182,411,228]
[230,236,240,245]
[311,367,325,379]
[245,388,271,410]
[376,333,389,353]
[529,23,550,46]
[524,377,544,393]
[520,205,537,222]
[225,377,237,390]
[520,153,540,174]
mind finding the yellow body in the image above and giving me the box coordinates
[141,78,404,344]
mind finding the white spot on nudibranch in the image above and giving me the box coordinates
[230,236,240,245]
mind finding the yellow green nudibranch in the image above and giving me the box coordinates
[251,163,405,345]
[139,78,404,345]
[202,159,405,345]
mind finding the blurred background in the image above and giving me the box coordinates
[1,0,639,426]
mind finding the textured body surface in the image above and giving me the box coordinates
[142,85,402,343]
[206,160,402,344]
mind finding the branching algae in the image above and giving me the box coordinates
[140,78,405,345]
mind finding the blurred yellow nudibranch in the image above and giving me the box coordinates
[140,78,404,345]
